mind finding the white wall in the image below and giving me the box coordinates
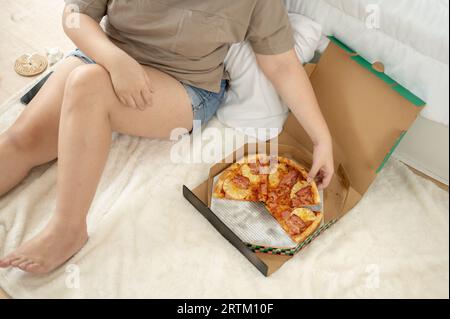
[395,117,449,185]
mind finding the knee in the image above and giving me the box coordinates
[65,64,108,95]
[62,65,109,114]
[1,122,43,153]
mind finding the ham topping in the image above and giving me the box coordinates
[293,186,314,206]
[281,210,291,220]
[286,215,305,235]
[232,175,250,189]
[259,181,268,201]
[267,201,278,210]
[248,163,260,175]
[275,185,290,198]
[285,214,314,235]
[268,191,277,202]
[260,182,268,195]
[280,170,299,187]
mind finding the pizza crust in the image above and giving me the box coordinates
[213,163,240,199]
[311,184,320,204]
[292,212,323,243]
[276,156,310,181]
[223,178,252,200]
[236,154,270,165]
[213,161,263,201]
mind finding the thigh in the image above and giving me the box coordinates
[7,57,86,164]
[12,57,85,138]
[88,65,194,140]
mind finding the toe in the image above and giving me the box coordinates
[24,263,43,274]
[0,254,21,268]
[11,256,28,267]
[18,259,35,271]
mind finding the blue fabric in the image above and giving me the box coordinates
[182,80,227,125]
[67,49,227,126]
[68,49,96,64]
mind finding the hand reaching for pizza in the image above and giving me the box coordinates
[308,141,334,190]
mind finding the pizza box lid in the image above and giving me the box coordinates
[285,37,424,199]
[183,37,425,276]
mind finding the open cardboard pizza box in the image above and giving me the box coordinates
[183,37,425,276]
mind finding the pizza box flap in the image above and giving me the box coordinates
[282,39,424,197]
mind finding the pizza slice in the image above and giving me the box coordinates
[276,208,323,244]
[265,194,323,244]
[267,157,308,191]
[290,180,321,208]
[213,155,269,202]
[263,157,323,243]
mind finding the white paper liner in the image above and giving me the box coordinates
[210,176,324,248]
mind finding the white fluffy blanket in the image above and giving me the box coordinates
[0,86,448,299]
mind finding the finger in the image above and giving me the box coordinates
[133,91,146,111]
[125,96,137,109]
[143,76,155,108]
[114,90,127,106]
[308,163,321,183]
[318,176,330,190]
[141,89,153,108]
[118,95,128,107]
[144,73,154,93]
[317,175,327,190]
[318,169,334,190]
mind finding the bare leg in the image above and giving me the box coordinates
[0,57,85,196]
[0,64,193,274]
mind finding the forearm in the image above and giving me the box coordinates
[62,9,127,72]
[257,51,332,147]
[62,7,153,110]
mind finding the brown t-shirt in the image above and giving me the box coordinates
[65,0,295,92]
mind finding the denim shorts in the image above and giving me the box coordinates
[67,49,227,125]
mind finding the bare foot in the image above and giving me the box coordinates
[0,219,88,274]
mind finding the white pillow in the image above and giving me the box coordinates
[217,14,323,141]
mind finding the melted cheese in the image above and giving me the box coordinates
[213,179,225,198]
[290,181,309,199]
[240,164,260,184]
[292,208,316,222]
[268,170,280,188]
[223,179,251,200]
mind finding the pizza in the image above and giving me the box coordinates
[213,155,322,244]
[278,208,323,244]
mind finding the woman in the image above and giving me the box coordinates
[0,0,334,274]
